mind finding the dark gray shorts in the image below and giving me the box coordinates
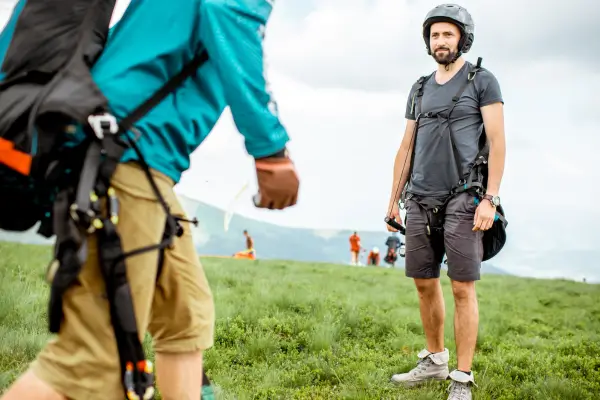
[404,192,483,282]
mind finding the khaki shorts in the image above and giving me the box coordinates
[30,162,215,400]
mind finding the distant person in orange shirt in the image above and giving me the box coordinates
[367,247,380,266]
[349,231,362,265]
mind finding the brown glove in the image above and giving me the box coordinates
[253,150,299,210]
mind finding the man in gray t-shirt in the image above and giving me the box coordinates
[404,60,503,198]
[386,4,507,399]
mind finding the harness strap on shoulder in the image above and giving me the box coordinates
[399,72,434,209]
[438,59,484,189]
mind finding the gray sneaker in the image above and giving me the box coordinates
[446,370,476,400]
[390,348,450,387]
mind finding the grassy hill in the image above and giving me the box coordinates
[1,242,599,399]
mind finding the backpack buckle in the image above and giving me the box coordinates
[88,113,119,139]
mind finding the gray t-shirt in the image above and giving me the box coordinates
[404,61,503,198]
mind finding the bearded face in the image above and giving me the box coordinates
[429,21,461,65]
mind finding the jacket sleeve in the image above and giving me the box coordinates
[199,0,289,158]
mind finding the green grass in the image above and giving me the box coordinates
[1,241,600,399]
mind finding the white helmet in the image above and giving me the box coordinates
[373,247,379,254]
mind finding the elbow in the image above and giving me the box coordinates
[203,0,270,18]
[201,0,240,21]
[488,132,506,152]
[203,0,228,9]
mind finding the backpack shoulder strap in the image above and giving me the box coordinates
[118,49,209,136]
[399,72,434,209]
[444,57,484,182]
[410,71,434,117]
[447,57,483,117]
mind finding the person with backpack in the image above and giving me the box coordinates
[384,231,403,266]
[384,4,506,399]
[0,1,299,400]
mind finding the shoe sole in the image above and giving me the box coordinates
[390,376,449,387]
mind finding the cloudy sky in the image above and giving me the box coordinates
[0,0,598,274]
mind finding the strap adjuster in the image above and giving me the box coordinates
[88,113,119,139]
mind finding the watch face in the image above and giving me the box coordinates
[492,196,501,206]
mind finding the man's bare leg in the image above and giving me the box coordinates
[155,350,204,400]
[414,278,445,353]
[451,280,479,372]
[0,369,66,400]
[390,277,449,385]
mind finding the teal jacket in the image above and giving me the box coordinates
[96,0,290,183]
[0,0,289,184]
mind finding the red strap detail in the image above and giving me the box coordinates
[0,137,32,175]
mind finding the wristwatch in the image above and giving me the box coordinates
[483,194,500,207]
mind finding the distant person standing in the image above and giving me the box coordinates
[385,232,403,266]
[349,231,362,265]
[243,230,255,257]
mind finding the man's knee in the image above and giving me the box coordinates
[414,278,441,298]
[0,369,67,400]
[451,280,476,302]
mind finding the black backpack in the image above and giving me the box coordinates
[0,1,208,398]
[395,58,508,262]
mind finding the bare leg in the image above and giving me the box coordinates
[414,278,445,353]
[0,369,66,400]
[155,350,204,400]
[451,280,478,372]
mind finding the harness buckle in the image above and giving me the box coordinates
[69,203,98,233]
[124,361,155,400]
[468,69,479,81]
[88,113,119,139]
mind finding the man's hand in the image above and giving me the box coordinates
[386,201,403,232]
[473,199,496,231]
[253,152,299,210]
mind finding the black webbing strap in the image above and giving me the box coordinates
[409,58,484,198]
[96,195,155,400]
[95,49,209,400]
[396,58,485,238]
[445,58,482,183]
[398,72,434,209]
[48,48,209,400]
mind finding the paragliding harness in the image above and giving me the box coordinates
[389,57,507,262]
[0,1,209,398]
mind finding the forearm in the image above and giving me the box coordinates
[389,145,412,206]
[201,0,288,158]
[485,135,505,196]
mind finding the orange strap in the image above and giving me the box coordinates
[0,138,32,175]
